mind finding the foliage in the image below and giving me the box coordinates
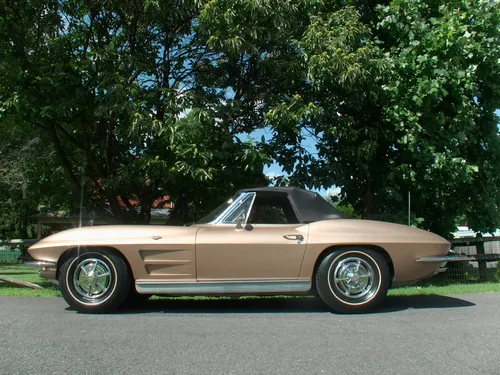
[0,0,268,224]
[1,0,499,236]
[374,0,500,235]
[0,119,73,239]
[324,195,362,219]
[334,202,362,220]
[260,0,500,236]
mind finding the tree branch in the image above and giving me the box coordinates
[46,126,81,198]
[54,122,85,150]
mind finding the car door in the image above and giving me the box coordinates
[195,191,309,281]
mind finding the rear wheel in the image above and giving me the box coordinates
[59,249,131,314]
[315,248,390,313]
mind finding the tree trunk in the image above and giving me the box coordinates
[165,195,189,225]
[139,203,152,224]
[104,189,126,223]
[46,126,82,199]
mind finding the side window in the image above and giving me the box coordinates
[250,205,288,224]
[248,194,299,224]
[222,193,255,224]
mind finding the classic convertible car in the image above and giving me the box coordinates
[26,186,451,314]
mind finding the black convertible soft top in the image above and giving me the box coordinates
[238,186,346,223]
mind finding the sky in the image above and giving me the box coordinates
[238,126,340,197]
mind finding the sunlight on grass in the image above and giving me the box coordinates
[0,287,61,297]
[0,263,60,297]
[388,283,500,297]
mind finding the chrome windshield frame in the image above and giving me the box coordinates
[210,192,256,225]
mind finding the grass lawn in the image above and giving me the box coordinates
[1,263,500,299]
[0,264,60,297]
[388,283,500,296]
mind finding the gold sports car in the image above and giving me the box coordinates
[26,187,452,314]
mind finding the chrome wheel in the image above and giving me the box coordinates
[316,248,389,313]
[331,257,375,299]
[60,250,132,313]
[73,258,113,300]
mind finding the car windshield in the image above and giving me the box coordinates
[195,193,241,224]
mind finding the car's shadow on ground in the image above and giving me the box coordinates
[378,295,475,313]
[112,294,476,315]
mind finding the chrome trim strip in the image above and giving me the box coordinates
[24,261,57,268]
[135,280,312,295]
[416,255,470,263]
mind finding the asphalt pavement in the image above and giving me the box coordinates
[1,293,499,375]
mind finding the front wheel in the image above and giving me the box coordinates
[315,248,390,314]
[59,249,132,314]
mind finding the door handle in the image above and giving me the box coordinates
[283,234,304,244]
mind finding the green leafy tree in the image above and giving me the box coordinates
[262,0,500,236]
[2,0,499,237]
[0,119,73,239]
[374,0,500,235]
[0,0,268,224]
[263,5,389,213]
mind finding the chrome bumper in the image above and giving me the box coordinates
[417,255,472,274]
[24,261,57,281]
[416,255,471,263]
